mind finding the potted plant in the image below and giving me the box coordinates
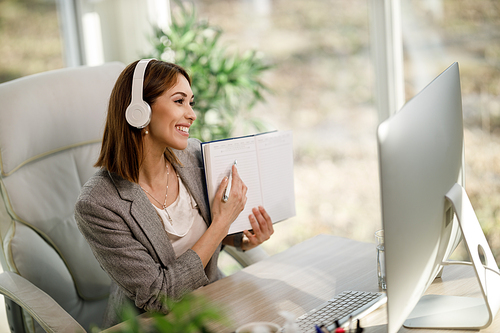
[147,1,272,142]
[92,294,229,333]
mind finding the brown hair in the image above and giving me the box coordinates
[95,60,192,183]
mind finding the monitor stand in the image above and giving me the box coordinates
[404,183,500,330]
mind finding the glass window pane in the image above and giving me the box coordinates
[401,0,500,262]
[178,0,379,254]
[0,0,64,83]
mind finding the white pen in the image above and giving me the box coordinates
[223,160,237,202]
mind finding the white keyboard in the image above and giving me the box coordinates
[295,290,387,333]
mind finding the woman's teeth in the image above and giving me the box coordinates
[176,126,189,133]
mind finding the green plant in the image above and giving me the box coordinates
[148,1,272,142]
[92,294,229,333]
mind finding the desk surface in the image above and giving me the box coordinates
[104,234,500,332]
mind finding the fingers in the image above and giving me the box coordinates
[231,163,239,177]
[215,176,229,202]
[227,165,247,203]
[211,165,248,232]
[257,206,272,227]
[231,165,247,193]
[251,206,273,233]
[216,164,247,203]
[245,206,274,246]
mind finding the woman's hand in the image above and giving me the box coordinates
[241,206,274,251]
[210,164,247,234]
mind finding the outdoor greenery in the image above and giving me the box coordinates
[147,1,273,142]
[0,0,63,83]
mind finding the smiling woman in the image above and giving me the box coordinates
[95,60,191,182]
[146,74,196,153]
[74,59,275,329]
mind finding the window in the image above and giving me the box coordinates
[401,0,500,263]
[186,0,380,255]
[0,0,64,83]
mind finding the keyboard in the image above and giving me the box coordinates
[295,290,387,333]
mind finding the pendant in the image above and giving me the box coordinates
[164,208,173,225]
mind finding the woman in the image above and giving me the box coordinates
[75,59,274,328]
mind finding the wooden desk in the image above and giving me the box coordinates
[104,234,500,332]
[198,234,380,332]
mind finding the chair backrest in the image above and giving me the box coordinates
[0,62,125,332]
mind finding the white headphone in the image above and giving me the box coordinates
[125,59,155,128]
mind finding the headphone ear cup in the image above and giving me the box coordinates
[126,59,156,129]
[125,100,151,128]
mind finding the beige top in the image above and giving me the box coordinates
[154,176,208,258]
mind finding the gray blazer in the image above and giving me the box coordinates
[75,139,223,328]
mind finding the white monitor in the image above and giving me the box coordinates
[377,62,500,333]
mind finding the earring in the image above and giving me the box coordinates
[145,130,149,134]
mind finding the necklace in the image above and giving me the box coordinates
[141,162,173,224]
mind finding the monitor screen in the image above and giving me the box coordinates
[377,62,464,333]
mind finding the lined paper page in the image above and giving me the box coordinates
[203,136,263,234]
[255,131,296,222]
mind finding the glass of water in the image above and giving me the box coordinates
[375,229,386,290]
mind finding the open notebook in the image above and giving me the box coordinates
[201,131,296,234]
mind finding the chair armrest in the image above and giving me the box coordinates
[0,271,85,333]
[223,245,269,267]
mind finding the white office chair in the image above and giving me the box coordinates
[0,62,124,332]
[0,62,268,332]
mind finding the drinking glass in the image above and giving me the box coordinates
[375,229,386,290]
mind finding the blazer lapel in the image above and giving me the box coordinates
[175,165,211,225]
[173,143,211,226]
[104,139,211,268]
[107,171,176,265]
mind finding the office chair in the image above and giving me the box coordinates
[0,62,124,332]
[0,62,268,333]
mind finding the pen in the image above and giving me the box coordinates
[223,160,237,202]
[319,324,329,333]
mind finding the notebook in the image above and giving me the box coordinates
[201,131,296,234]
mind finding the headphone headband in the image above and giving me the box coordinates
[125,59,155,128]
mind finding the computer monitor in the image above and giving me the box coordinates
[377,62,500,333]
